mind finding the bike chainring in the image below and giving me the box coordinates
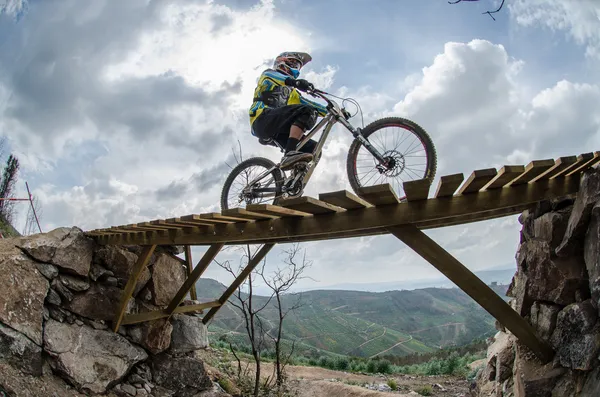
[282,161,309,197]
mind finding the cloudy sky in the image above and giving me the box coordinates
[1,0,599,293]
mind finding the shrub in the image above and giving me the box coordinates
[308,358,317,366]
[415,385,432,396]
[318,356,330,368]
[377,359,392,374]
[366,360,377,373]
[335,357,350,371]
[387,379,398,390]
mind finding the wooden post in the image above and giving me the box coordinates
[165,243,224,315]
[387,224,555,363]
[202,243,275,324]
[184,245,198,301]
[112,244,156,332]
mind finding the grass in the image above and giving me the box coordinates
[415,385,432,396]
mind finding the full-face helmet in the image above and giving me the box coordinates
[273,51,312,78]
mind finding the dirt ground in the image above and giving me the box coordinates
[238,361,472,397]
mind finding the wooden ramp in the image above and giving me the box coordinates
[85,151,600,364]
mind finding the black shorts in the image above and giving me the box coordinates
[252,104,318,153]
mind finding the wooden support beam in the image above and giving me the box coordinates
[508,159,555,186]
[403,179,431,201]
[319,190,373,209]
[202,243,275,324]
[434,173,464,198]
[482,166,525,190]
[166,243,224,314]
[357,184,400,205]
[387,224,554,363]
[552,153,593,178]
[112,245,156,332]
[184,246,198,301]
[121,300,221,325]
[457,168,497,195]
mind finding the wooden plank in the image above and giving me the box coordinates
[112,245,156,332]
[100,175,581,247]
[203,243,275,324]
[222,208,280,221]
[165,217,215,228]
[245,204,312,217]
[403,179,431,202]
[566,151,600,176]
[138,222,180,231]
[180,214,234,226]
[456,168,497,194]
[278,196,346,214]
[184,246,198,301]
[200,213,251,223]
[318,190,373,210]
[552,153,594,179]
[481,165,525,190]
[434,173,464,198]
[530,156,578,182]
[357,184,399,206]
[121,301,221,325]
[508,159,555,186]
[388,224,554,363]
[166,244,223,314]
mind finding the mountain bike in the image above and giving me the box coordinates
[220,87,437,211]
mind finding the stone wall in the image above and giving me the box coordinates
[0,228,230,397]
[473,166,600,397]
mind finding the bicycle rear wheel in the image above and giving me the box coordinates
[220,157,284,211]
[346,117,437,201]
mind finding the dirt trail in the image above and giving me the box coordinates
[370,335,413,358]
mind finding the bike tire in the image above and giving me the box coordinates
[346,117,437,201]
[220,157,284,211]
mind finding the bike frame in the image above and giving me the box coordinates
[242,89,389,200]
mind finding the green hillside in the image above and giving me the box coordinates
[197,278,508,359]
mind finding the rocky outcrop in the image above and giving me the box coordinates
[0,228,229,397]
[474,166,600,396]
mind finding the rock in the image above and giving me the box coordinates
[136,388,149,396]
[584,203,600,308]
[152,386,176,397]
[58,274,90,291]
[533,209,570,250]
[518,240,588,307]
[128,318,173,354]
[0,240,49,345]
[51,228,95,276]
[506,270,533,316]
[64,283,122,321]
[557,168,600,257]
[170,314,209,353]
[106,276,119,286]
[195,385,231,397]
[484,332,514,383]
[551,370,578,397]
[530,302,561,341]
[0,321,43,375]
[151,354,212,396]
[150,254,186,306]
[51,278,74,302]
[43,319,148,394]
[46,288,62,306]
[128,374,146,384]
[95,246,150,296]
[90,262,111,281]
[513,342,565,397]
[48,305,68,322]
[17,227,71,262]
[551,301,600,370]
[121,383,137,396]
[144,383,152,393]
[35,262,59,279]
[581,367,600,397]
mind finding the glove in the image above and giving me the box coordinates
[294,79,314,92]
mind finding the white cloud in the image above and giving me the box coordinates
[509,0,600,59]
[0,0,27,18]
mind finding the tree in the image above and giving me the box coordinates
[0,154,20,224]
[260,243,312,390]
[214,244,275,397]
[448,0,506,20]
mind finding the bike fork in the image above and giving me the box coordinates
[354,129,388,165]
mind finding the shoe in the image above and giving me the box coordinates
[280,151,313,170]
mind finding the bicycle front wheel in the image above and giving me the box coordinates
[220,157,284,211]
[346,117,437,201]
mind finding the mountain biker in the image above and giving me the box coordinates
[249,51,328,170]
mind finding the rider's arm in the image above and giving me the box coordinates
[299,95,328,117]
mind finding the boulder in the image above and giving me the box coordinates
[43,319,148,394]
[581,367,600,397]
[551,300,600,370]
[0,240,49,345]
[64,283,122,321]
[529,302,561,341]
[169,314,209,354]
[0,321,43,376]
[584,203,600,309]
[150,253,186,306]
[58,274,90,292]
[35,262,59,279]
[127,318,173,354]
[557,168,600,257]
[533,209,570,250]
[51,278,74,302]
[46,288,62,306]
[551,370,578,397]
[151,353,213,396]
[506,270,533,316]
[17,227,94,276]
[513,342,565,397]
[90,262,113,281]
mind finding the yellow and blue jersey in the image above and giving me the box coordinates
[249,69,328,130]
